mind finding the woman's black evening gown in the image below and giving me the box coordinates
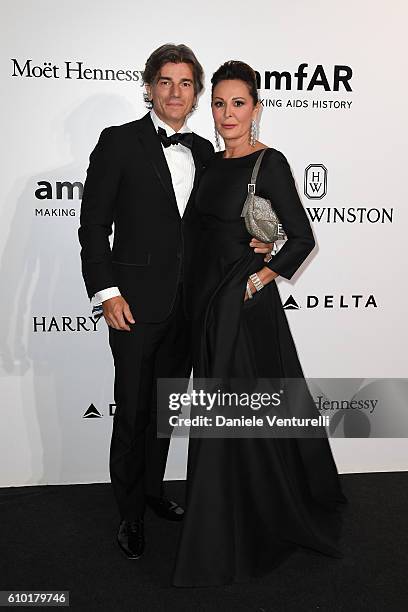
[172,148,347,587]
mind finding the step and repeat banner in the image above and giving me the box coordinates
[1,0,407,486]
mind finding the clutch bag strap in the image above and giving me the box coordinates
[241,148,269,216]
[248,147,269,192]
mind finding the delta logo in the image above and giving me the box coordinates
[82,403,116,418]
[282,294,378,310]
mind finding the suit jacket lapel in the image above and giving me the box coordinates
[136,113,178,213]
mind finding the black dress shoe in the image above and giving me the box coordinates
[117,518,145,559]
[146,495,184,521]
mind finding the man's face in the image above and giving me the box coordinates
[145,62,196,129]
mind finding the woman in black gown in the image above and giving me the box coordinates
[172,61,347,587]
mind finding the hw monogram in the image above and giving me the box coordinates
[304,164,327,200]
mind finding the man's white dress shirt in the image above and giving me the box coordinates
[93,109,195,305]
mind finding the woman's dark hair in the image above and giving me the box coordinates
[211,60,259,105]
[142,43,204,108]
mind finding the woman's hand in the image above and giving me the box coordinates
[249,239,274,262]
[244,267,279,302]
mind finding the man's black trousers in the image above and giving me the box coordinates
[108,284,191,519]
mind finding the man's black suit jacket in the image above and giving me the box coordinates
[78,112,214,322]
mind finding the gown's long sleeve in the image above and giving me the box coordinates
[258,149,315,279]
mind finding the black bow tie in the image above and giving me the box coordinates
[157,126,193,150]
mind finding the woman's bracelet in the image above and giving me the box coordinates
[249,273,264,292]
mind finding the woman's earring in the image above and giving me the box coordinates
[250,119,258,147]
[214,124,221,150]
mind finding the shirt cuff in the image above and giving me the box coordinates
[92,286,121,305]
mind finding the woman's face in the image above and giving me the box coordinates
[212,79,259,143]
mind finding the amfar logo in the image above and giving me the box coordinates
[303,164,393,223]
[35,180,83,217]
[282,294,378,309]
[11,59,143,83]
[35,181,83,200]
[255,64,352,92]
[82,403,116,418]
[33,316,100,332]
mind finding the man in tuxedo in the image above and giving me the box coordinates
[79,43,271,560]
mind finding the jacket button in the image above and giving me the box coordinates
[176,252,182,259]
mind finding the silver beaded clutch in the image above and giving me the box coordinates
[240,148,286,243]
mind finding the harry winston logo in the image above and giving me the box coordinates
[32,316,100,332]
[304,164,327,199]
[303,164,393,223]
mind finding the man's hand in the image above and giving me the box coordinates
[249,238,274,262]
[102,296,135,331]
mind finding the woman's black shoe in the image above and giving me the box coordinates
[146,496,184,521]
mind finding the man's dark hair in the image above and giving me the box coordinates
[211,60,259,106]
[142,43,204,108]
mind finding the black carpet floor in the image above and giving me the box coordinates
[1,473,407,612]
